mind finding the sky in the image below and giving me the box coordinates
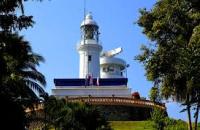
[21,0,194,121]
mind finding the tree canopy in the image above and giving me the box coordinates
[0,0,46,129]
[0,0,46,103]
[136,0,200,129]
[44,96,112,130]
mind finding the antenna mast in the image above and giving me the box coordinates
[83,0,88,78]
[84,0,89,78]
[83,0,86,45]
[84,0,86,19]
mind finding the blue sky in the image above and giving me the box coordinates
[21,0,193,121]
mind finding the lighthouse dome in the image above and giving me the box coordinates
[81,13,98,27]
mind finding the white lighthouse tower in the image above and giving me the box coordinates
[77,13,102,78]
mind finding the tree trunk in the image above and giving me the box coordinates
[187,104,193,130]
[194,102,199,130]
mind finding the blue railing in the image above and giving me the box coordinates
[54,78,128,86]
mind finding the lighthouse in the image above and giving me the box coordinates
[77,13,102,78]
[52,13,131,97]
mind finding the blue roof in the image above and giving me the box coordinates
[54,78,128,86]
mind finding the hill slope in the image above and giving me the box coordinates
[110,121,153,130]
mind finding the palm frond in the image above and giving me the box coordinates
[32,53,45,63]
[25,79,46,96]
[17,0,24,14]
[23,62,37,71]
[21,70,46,86]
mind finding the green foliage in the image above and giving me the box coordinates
[137,0,200,129]
[0,0,34,32]
[151,108,166,130]
[149,87,160,102]
[137,0,200,100]
[44,97,112,130]
[0,0,46,101]
[0,33,46,100]
[0,0,46,100]
[110,120,200,130]
[150,108,190,130]
[110,121,153,130]
[164,118,188,130]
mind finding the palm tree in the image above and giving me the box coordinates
[0,33,46,102]
[0,32,46,129]
[0,1,46,129]
[0,0,46,102]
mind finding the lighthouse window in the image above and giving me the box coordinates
[108,66,114,72]
[88,55,92,61]
[85,26,94,39]
[103,66,114,73]
[103,67,108,72]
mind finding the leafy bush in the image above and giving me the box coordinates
[164,118,187,130]
[44,96,112,130]
[151,108,166,130]
[151,108,188,130]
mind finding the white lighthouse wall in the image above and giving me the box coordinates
[100,57,126,78]
[79,50,101,78]
[52,87,131,97]
[100,64,124,78]
[79,51,86,78]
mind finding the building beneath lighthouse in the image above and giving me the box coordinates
[52,13,131,97]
